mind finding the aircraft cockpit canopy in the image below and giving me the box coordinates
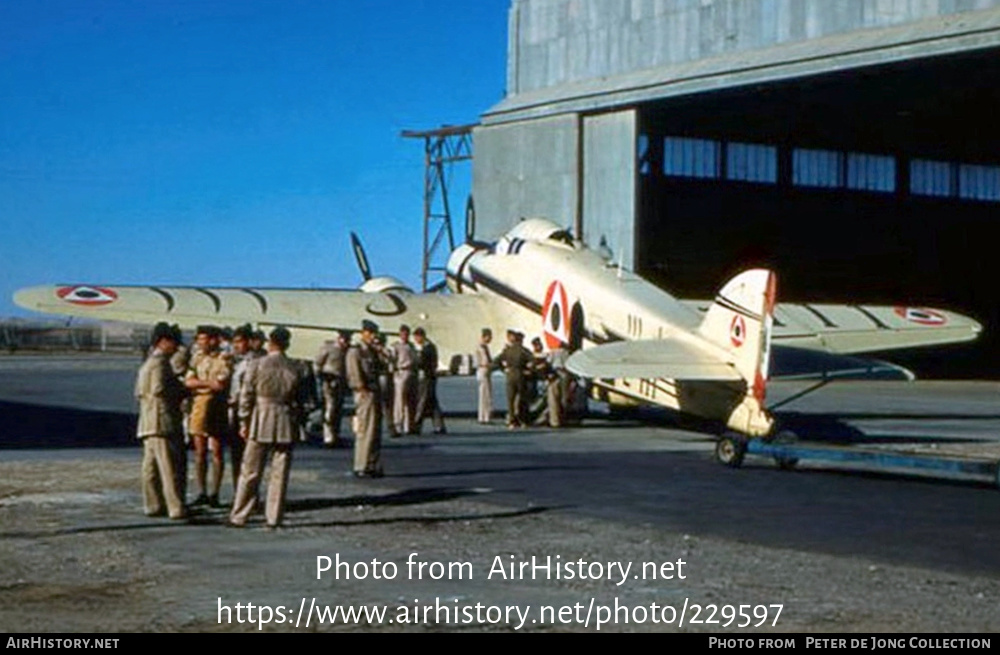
[502,218,576,250]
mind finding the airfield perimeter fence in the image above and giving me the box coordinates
[0,320,151,354]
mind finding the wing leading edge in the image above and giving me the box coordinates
[13,284,498,363]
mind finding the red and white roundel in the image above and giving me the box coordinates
[894,307,947,326]
[730,315,747,349]
[56,286,118,307]
[542,280,570,350]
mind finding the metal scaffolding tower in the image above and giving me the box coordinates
[402,124,476,293]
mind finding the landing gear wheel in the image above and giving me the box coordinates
[772,429,799,471]
[715,434,747,468]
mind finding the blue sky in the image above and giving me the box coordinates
[0,0,510,317]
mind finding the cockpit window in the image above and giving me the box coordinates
[548,229,575,247]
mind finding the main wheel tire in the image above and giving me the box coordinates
[715,434,747,468]
[772,429,799,471]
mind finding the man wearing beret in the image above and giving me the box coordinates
[346,320,384,477]
[135,323,187,519]
[229,327,308,529]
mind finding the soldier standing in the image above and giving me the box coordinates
[413,327,446,435]
[167,325,191,503]
[314,331,349,448]
[185,325,232,508]
[347,320,384,478]
[389,325,417,436]
[497,330,533,428]
[373,333,395,437]
[545,340,571,428]
[528,337,547,410]
[135,323,187,519]
[228,325,259,491]
[475,328,493,424]
[229,327,308,529]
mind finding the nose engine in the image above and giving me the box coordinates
[446,244,483,293]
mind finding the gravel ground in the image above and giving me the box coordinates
[1,451,998,633]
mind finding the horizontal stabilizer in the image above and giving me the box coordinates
[680,301,982,355]
[566,339,742,381]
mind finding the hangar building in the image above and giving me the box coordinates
[472,0,1000,375]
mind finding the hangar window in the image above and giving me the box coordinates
[726,142,777,183]
[958,164,1000,201]
[664,137,719,179]
[911,160,953,198]
[792,149,842,188]
[846,153,895,193]
[638,134,652,176]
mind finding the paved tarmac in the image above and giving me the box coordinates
[1,353,999,632]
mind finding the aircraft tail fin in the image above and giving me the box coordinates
[698,269,777,405]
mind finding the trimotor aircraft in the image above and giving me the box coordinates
[14,218,981,437]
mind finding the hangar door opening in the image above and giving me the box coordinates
[634,49,1000,377]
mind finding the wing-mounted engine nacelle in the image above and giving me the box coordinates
[446,243,484,293]
[359,276,413,294]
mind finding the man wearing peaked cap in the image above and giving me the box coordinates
[135,323,187,519]
[346,319,384,477]
[230,326,309,529]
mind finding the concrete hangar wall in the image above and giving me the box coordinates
[472,0,1000,376]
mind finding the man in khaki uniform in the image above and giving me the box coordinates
[347,320,383,477]
[475,328,493,424]
[227,325,259,491]
[497,330,532,428]
[314,331,348,448]
[229,327,307,529]
[389,325,416,436]
[135,323,187,519]
[373,333,394,436]
[185,325,232,507]
[544,341,570,428]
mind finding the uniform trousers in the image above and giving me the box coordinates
[321,376,346,443]
[477,369,493,422]
[230,440,293,527]
[392,369,416,434]
[352,389,383,473]
[545,375,568,428]
[141,435,186,518]
[415,375,445,432]
[505,374,527,426]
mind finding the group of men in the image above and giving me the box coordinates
[476,328,574,429]
[315,321,446,478]
[136,322,307,529]
[136,317,576,529]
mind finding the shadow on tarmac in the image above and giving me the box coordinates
[0,401,137,449]
[0,504,558,539]
[386,465,594,479]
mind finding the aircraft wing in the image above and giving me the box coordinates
[13,284,498,364]
[566,339,742,381]
[680,301,982,355]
